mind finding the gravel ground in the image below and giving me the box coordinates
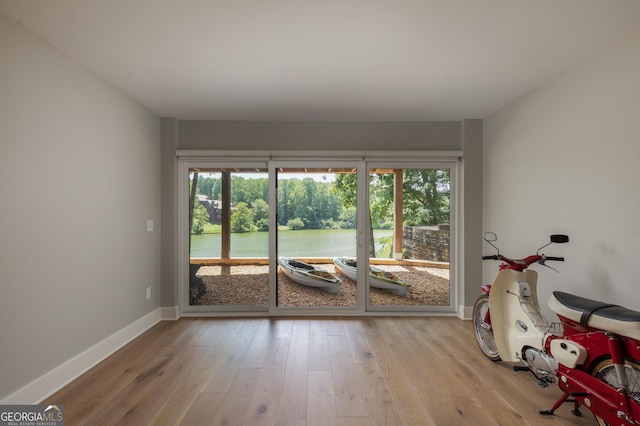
[193,263,450,307]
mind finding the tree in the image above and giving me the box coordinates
[189,172,199,237]
[196,175,216,199]
[403,169,450,226]
[333,173,357,206]
[333,173,376,256]
[369,173,394,227]
[333,169,451,257]
[230,202,253,233]
[338,206,357,229]
[191,203,209,235]
[277,177,343,229]
[335,170,451,227]
[252,199,269,231]
[252,199,269,222]
[287,217,305,230]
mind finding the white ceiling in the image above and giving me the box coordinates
[2,0,640,121]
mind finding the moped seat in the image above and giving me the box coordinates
[549,291,640,341]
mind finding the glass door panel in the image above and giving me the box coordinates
[188,167,269,309]
[275,167,358,308]
[367,166,452,310]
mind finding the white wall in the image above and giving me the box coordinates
[0,14,161,400]
[483,29,640,316]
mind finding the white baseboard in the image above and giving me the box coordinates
[459,304,473,320]
[1,308,162,404]
[160,305,180,320]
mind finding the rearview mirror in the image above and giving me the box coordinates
[483,232,497,242]
[550,234,569,244]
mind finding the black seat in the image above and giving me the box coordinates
[553,291,640,326]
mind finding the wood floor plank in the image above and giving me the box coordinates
[241,319,272,368]
[355,360,403,425]
[275,421,307,426]
[342,318,377,365]
[325,318,345,336]
[42,320,186,409]
[85,344,207,425]
[364,332,436,425]
[420,395,478,425]
[201,320,260,392]
[338,416,371,426]
[307,370,338,426]
[277,321,309,421]
[179,392,225,425]
[210,368,261,425]
[270,318,295,338]
[308,320,331,371]
[328,334,368,417]
[149,343,220,424]
[243,337,290,425]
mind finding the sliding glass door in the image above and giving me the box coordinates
[179,156,457,314]
[273,163,361,309]
[181,161,270,312]
[366,162,455,312]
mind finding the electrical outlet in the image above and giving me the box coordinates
[146,286,151,300]
[146,220,154,232]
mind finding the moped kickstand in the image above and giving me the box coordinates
[540,391,590,417]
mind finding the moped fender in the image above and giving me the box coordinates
[555,367,640,425]
[549,339,587,368]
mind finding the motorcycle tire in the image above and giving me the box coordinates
[472,294,501,361]
[589,357,640,425]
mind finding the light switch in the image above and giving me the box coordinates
[146,220,154,232]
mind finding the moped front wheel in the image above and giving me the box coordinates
[589,357,640,425]
[472,294,501,361]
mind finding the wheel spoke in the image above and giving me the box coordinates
[591,358,640,424]
[472,295,500,361]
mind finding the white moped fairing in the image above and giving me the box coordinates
[489,268,551,362]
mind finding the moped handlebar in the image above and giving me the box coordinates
[481,253,564,272]
[481,254,564,262]
[481,233,568,271]
[482,255,499,260]
[545,256,564,262]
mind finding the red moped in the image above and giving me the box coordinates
[473,232,640,425]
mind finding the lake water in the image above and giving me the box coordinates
[190,229,393,258]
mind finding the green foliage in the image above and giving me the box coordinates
[202,223,221,234]
[194,173,269,205]
[230,202,254,233]
[320,218,339,229]
[333,173,357,207]
[252,199,269,223]
[287,217,305,230]
[277,177,341,229]
[377,220,393,230]
[375,235,393,258]
[369,173,394,228]
[255,218,269,231]
[336,169,450,227]
[191,203,210,235]
[191,168,450,235]
[402,169,450,226]
[338,206,357,229]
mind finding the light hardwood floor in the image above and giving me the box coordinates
[43,317,596,425]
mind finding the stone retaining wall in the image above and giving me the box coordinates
[402,224,450,262]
